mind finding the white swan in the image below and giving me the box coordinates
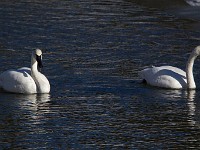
[139,46,200,89]
[0,49,50,94]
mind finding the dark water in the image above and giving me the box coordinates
[0,0,200,149]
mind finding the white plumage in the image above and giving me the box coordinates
[0,49,50,94]
[139,46,200,89]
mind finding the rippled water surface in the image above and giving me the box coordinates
[0,0,200,149]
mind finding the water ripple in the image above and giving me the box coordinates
[1,0,200,149]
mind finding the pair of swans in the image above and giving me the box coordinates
[0,46,199,94]
[139,46,200,89]
[0,49,50,94]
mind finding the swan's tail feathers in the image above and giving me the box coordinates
[138,66,153,79]
[138,70,148,84]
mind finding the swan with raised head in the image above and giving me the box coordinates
[0,49,50,94]
[139,46,200,89]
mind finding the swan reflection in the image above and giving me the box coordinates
[186,90,196,126]
[17,94,51,112]
[18,94,51,104]
[152,89,197,127]
[0,93,52,144]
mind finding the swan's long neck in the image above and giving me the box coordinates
[31,57,38,75]
[31,55,42,92]
[186,54,197,89]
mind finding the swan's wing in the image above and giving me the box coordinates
[0,69,37,94]
[18,67,31,74]
[139,66,187,89]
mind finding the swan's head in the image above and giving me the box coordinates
[193,46,200,56]
[33,49,43,69]
[35,49,42,56]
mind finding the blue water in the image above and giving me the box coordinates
[0,0,200,149]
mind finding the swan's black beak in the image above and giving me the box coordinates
[36,55,43,71]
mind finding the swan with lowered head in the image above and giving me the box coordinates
[139,46,200,89]
[0,49,50,94]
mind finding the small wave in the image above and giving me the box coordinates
[185,0,200,6]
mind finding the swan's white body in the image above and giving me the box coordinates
[139,66,187,89]
[0,49,50,94]
[139,46,200,89]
